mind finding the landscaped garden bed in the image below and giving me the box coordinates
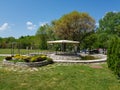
[3,54,53,67]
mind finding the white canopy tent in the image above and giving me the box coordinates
[47,40,79,44]
[47,40,79,54]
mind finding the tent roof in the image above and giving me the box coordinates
[47,40,79,44]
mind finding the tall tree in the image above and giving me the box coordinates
[96,12,120,48]
[53,11,95,42]
[18,35,35,49]
[82,33,97,49]
[45,24,56,41]
[36,25,48,50]
[0,37,16,48]
[97,12,120,37]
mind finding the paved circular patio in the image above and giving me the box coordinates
[48,54,107,64]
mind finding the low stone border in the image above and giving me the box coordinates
[49,54,107,64]
[53,58,107,64]
[3,59,52,67]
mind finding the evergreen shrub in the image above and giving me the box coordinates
[107,36,120,77]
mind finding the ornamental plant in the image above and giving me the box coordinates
[107,36,120,78]
[5,54,53,63]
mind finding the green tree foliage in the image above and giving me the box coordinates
[98,12,120,36]
[0,37,16,48]
[96,33,110,48]
[82,33,97,49]
[36,25,48,50]
[18,35,36,49]
[96,12,120,48]
[53,11,95,42]
[45,23,56,40]
[107,36,120,77]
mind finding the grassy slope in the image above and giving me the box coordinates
[0,62,120,90]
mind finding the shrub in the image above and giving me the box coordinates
[107,36,120,77]
[30,56,38,62]
[23,56,31,62]
[40,55,47,60]
[36,56,44,62]
[13,55,21,60]
[13,55,30,62]
[81,55,96,60]
[5,54,53,64]
[32,55,47,62]
[46,57,53,64]
[5,56,12,60]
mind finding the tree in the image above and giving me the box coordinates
[0,37,16,48]
[107,36,120,78]
[18,35,35,49]
[45,23,56,41]
[97,12,120,37]
[53,11,95,42]
[81,33,97,49]
[36,25,48,50]
[96,33,110,48]
[96,12,120,49]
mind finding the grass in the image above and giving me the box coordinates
[0,56,5,61]
[0,49,50,54]
[0,57,120,90]
[0,50,120,90]
[0,48,30,54]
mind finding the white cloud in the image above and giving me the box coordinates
[26,21,36,30]
[95,23,99,27]
[0,23,9,31]
[39,22,48,26]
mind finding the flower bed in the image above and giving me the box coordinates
[3,54,53,67]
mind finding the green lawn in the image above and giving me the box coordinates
[0,56,120,90]
[0,49,50,54]
[0,56,5,61]
[0,50,120,90]
[0,48,31,54]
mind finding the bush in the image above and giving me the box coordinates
[40,55,47,60]
[107,36,120,77]
[5,56,12,60]
[30,56,38,62]
[13,54,21,60]
[30,55,47,62]
[46,57,53,64]
[5,54,53,64]
[23,56,31,62]
[36,56,44,62]
[81,55,96,60]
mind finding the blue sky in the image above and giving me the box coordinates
[0,0,120,38]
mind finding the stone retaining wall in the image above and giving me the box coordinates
[3,59,51,67]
